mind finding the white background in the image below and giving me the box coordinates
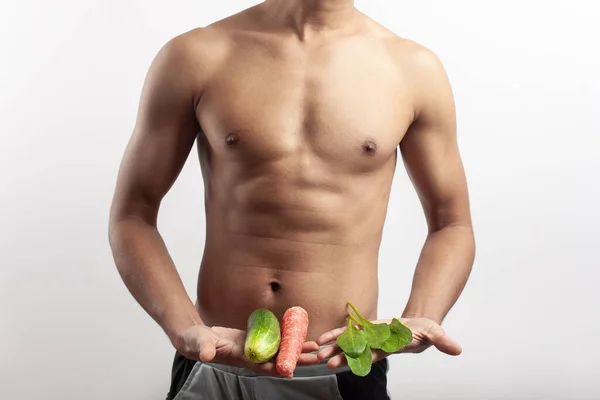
[1,1,599,399]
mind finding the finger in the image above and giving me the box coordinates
[327,349,388,370]
[198,341,217,362]
[297,353,320,366]
[302,341,319,353]
[371,349,388,363]
[326,352,347,369]
[317,343,343,361]
[428,327,462,355]
[435,337,462,356]
[316,326,347,346]
[251,361,280,377]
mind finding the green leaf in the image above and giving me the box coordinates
[336,319,368,358]
[380,330,402,353]
[363,321,391,349]
[390,318,412,348]
[347,302,368,323]
[380,319,413,352]
[347,302,390,349]
[345,345,372,377]
[378,319,413,353]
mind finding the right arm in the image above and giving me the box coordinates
[109,32,320,372]
[108,35,203,347]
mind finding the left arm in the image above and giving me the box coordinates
[400,47,475,327]
[316,48,475,367]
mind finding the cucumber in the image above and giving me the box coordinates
[244,309,281,363]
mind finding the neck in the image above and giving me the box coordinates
[262,0,358,36]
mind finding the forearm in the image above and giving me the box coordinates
[402,224,475,324]
[109,217,203,343]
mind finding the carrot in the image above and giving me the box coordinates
[276,306,309,378]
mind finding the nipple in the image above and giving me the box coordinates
[225,133,239,146]
[362,140,377,154]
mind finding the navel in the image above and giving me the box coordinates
[225,133,240,146]
[362,140,378,154]
[269,281,281,293]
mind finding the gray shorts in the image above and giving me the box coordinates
[167,352,390,400]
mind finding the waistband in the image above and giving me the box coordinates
[204,360,351,378]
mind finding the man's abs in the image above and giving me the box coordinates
[195,197,387,340]
[188,12,411,340]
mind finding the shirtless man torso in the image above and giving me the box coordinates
[109,1,475,399]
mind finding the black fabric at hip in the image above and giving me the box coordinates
[166,351,390,400]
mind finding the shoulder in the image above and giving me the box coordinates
[359,25,455,124]
[378,35,453,118]
[154,5,265,75]
[383,34,447,80]
[361,17,447,81]
[151,27,229,79]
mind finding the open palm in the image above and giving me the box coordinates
[178,325,320,376]
[315,317,462,369]
[393,317,462,355]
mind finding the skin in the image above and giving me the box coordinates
[108,0,475,376]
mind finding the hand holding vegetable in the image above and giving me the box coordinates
[385,317,462,355]
[174,323,318,377]
[316,302,462,376]
[174,324,278,375]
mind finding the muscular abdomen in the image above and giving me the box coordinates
[192,29,408,339]
[197,233,382,339]
[195,150,396,339]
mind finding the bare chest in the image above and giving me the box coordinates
[197,38,414,173]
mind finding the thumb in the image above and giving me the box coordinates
[198,340,217,362]
[427,325,462,356]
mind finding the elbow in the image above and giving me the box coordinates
[438,220,476,262]
[432,221,475,245]
[108,200,126,250]
[426,207,476,253]
[425,203,473,234]
[108,209,125,255]
[108,198,158,252]
[108,215,123,253]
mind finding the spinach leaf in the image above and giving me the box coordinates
[380,318,412,352]
[347,301,368,323]
[347,302,390,349]
[380,330,402,353]
[363,321,391,349]
[341,302,414,374]
[336,319,367,358]
[390,318,412,347]
[345,345,372,377]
